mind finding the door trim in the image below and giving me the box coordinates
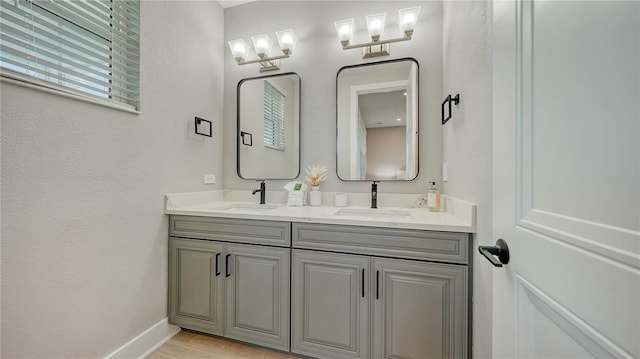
[516,274,630,357]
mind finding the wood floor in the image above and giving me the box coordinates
[146,330,300,359]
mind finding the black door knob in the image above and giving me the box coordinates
[479,239,510,267]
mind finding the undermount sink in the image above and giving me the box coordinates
[333,208,411,219]
[212,204,279,213]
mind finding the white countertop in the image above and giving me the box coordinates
[165,190,476,233]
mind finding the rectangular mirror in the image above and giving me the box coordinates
[336,58,419,181]
[237,73,301,179]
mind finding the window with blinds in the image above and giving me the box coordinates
[0,0,140,110]
[263,80,286,151]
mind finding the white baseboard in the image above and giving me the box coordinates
[105,318,180,359]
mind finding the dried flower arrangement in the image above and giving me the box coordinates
[304,165,328,187]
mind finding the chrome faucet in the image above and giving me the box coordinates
[252,180,266,204]
[371,181,379,209]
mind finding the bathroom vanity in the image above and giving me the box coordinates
[168,216,291,350]
[165,192,475,359]
[290,222,469,359]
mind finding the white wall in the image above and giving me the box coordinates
[0,1,224,357]
[223,1,443,194]
[442,1,493,358]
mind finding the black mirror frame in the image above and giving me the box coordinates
[236,72,301,180]
[335,57,420,182]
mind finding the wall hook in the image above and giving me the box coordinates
[195,117,212,137]
[441,94,460,125]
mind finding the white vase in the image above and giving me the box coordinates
[310,186,322,206]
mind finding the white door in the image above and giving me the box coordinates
[492,1,639,358]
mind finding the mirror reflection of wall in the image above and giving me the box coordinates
[237,73,300,179]
[359,90,407,180]
[337,58,419,181]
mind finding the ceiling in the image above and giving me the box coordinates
[359,90,407,129]
[218,0,256,9]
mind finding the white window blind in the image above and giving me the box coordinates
[0,0,140,110]
[263,80,285,150]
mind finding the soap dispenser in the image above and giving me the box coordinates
[427,182,441,212]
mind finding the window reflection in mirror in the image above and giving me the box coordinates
[336,58,419,181]
[237,73,300,179]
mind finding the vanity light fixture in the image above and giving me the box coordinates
[334,6,421,58]
[228,29,297,72]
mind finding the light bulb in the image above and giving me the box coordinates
[233,43,246,56]
[281,35,292,46]
[398,6,421,34]
[369,20,382,33]
[402,14,415,26]
[251,34,273,58]
[256,39,267,51]
[276,29,297,54]
[366,13,386,40]
[334,19,355,44]
[228,39,249,62]
[339,25,350,38]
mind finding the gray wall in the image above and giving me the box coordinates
[442,1,494,358]
[0,1,224,357]
[223,4,494,357]
[223,1,443,193]
[0,1,496,358]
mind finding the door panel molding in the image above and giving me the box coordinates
[515,0,534,221]
[232,256,279,334]
[291,250,370,359]
[516,274,630,358]
[515,0,640,269]
[373,259,467,359]
[169,238,224,336]
[519,210,640,269]
[383,273,451,358]
[302,264,359,351]
[224,244,290,351]
[176,249,215,320]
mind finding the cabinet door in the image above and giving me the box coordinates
[372,258,468,359]
[224,244,290,351]
[168,237,224,336]
[292,250,370,359]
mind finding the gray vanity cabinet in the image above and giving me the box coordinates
[168,216,471,358]
[292,250,371,359]
[168,216,291,352]
[292,223,470,359]
[224,243,290,351]
[169,237,225,336]
[372,258,467,359]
